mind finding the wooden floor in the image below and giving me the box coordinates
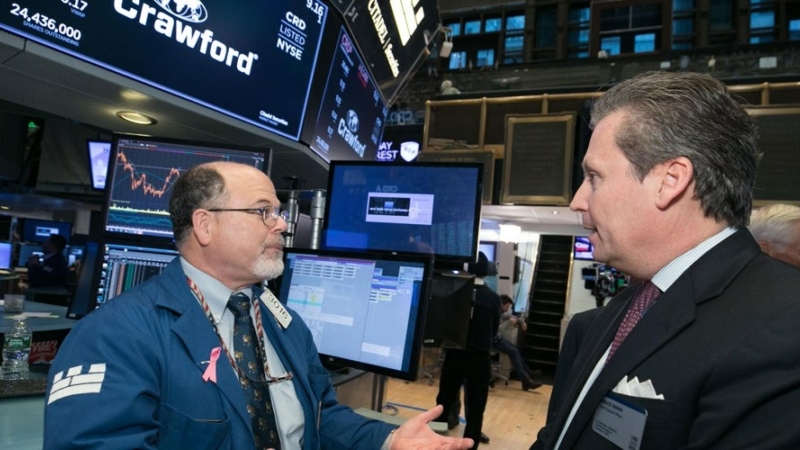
[382,374,552,448]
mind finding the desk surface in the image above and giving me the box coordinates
[0,396,45,450]
[1,301,73,334]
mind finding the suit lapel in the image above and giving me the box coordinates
[546,292,631,446]
[156,262,253,433]
[555,229,761,449]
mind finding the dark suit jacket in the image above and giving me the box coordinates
[532,229,800,450]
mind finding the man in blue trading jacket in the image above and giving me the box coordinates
[44,161,474,450]
[531,71,800,450]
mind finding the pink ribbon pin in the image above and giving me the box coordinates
[202,347,221,383]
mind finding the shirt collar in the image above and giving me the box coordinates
[180,257,252,322]
[651,227,737,292]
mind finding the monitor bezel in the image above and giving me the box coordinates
[102,133,272,243]
[277,246,433,382]
[321,160,484,265]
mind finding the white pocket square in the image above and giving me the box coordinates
[613,376,665,400]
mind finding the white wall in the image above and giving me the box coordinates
[566,259,601,319]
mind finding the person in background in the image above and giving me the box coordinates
[433,251,501,449]
[25,233,68,288]
[748,203,800,268]
[45,162,473,450]
[494,294,542,391]
[531,71,800,450]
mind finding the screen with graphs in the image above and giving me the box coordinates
[104,136,269,239]
[95,242,179,308]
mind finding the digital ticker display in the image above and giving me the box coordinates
[0,0,329,141]
[302,26,387,162]
[328,0,440,105]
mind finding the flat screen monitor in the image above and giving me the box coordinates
[17,243,43,267]
[0,242,11,270]
[574,236,595,261]
[277,247,432,381]
[104,135,270,240]
[93,241,179,309]
[328,0,440,106]
[479,242,497,263]
[322,161,483,264]
[300,22,388,162]
[67,242,100,319]
[0,1,330,141]
[87,140,112,190]
[21,219,72,244]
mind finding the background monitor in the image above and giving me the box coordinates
[573,236,595,261]
[93,241,179,309]
[17,242,43,267]
[21,219,72,245]
[103,135,270,240]
[67,242,100,319]
[87,140,112,190]
[277,247,432,381]
[322,161,483,264]
[0,242,11,269]
[300,19,388,162]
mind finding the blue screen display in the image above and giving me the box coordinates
[323,162,483,263]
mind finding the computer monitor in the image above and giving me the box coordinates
[103,135,270,240]
[94,241,179,309]
[0,242,11,270]
[422,271,474,349]
[21,219,72,244]
[277,247,433,381]
[573,236,595,261]
[322,161,483,265]
[66,245,85,267]
[17,242,43,267]
[67,242,100,319]
[87,140,112,190]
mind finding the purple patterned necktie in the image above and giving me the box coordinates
[606,281,660,364]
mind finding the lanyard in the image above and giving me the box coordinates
[186,276,293,384]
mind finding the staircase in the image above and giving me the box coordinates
[523,235,573,373]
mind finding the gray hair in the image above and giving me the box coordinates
[169,165,227,246]
[749,203,800,250]
[591,71,759,228]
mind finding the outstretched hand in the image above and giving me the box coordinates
[389,405,474,450]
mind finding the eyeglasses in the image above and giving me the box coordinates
[207,206,289,228]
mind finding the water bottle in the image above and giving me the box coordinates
[1,317,31,380]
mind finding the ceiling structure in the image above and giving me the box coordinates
[0,30,583,233]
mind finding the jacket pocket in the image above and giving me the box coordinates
[157,402,231,450]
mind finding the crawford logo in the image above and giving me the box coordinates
[346,110,360,133]
[114,0,258,75]
[154,0,208,23]
[338,109,367,157]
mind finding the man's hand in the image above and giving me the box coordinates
[389,405,474,450]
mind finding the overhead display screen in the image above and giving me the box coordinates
[328,0,440,105]
[0,0,329,141]
[301,25,388,162]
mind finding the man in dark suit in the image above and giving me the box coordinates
[531,71,800,450]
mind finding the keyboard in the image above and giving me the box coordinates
[0,374,48,398]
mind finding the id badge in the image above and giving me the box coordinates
[592,394,647,450]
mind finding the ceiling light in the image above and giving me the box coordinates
[499,224,521,243]
[116,111,157,125]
